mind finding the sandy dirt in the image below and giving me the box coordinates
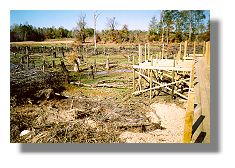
[119,103,186,143]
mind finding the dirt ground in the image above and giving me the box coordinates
[10,75,186,143]
[10,42,189,143]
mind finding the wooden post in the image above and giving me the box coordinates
[26,54,29,70]
[166,44,169,59]
[171,71,175,98]
[127,55,130,63]
[85,47,88,61]
[183,41,188,58]
[132,55,135,65]
[42,59,45,73]
[193,41,196,61]
[133,69,135,92]
[150,53,153,100]
[53,51,56,58]
[94,59,97,73]
[32,60,35,68]
[171,55,176,98]
[183,91,195,143]
[52,51,56,68]
[176,51,181,63]
[74,59,79,72]
[203,41,206,57]
[26,47,29,70]
[42,48,45,72]
[90,65,94,79]
[151,51,153,66]
[106,55,109,70]
[179,43,182,55]
[190,64,195,89]
[52,60,55,68]
[21,55,24,64]
[144,44,147,61]
[162,43,164,59]
[206,41,210,66]
[148,43,150,60]
[60,61,69,83]
[150,69,152,100]
[138,69,142,91]
[138,44,141,64]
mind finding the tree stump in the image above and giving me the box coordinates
[60,61,69,83]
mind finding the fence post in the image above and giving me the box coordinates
[183,41,188,59]
[26,46,29,71]
[205,41,210,67]
[162,43,164,59]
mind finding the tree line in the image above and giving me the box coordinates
[75,10,209,44]
[147,10,210,43]
[10,10,209,43]
[10,23,73,42]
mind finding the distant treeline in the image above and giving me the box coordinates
[10,24,73,42]
[10,10,210,43]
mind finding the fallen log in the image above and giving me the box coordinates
[116,122,162,132]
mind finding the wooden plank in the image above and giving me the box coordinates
[194,132,206,143]
[192,115,205,136]
[183,91,195,143]
[188,54,203,57]
[133,65,192,72]
[195,57,210,143]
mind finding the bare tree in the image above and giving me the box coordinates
[106,17,118,31]
[160,10,165,43]
[93,11,102,54]
[75,13,87,43]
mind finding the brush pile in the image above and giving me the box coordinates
[10,67,66,106]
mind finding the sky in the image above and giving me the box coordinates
[10,10,209,31]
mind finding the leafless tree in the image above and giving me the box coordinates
[106,17,118,31]
[93,11,102,54]
[160,10,165,43]
[75,13,87,43]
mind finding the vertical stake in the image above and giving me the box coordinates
[148,43,150,60]
[162,43,164,59]
[193,41,196,61]
[133,69,135,92]
[145,44,147,61]
[138,44,141,64]
[183,41,188,59]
